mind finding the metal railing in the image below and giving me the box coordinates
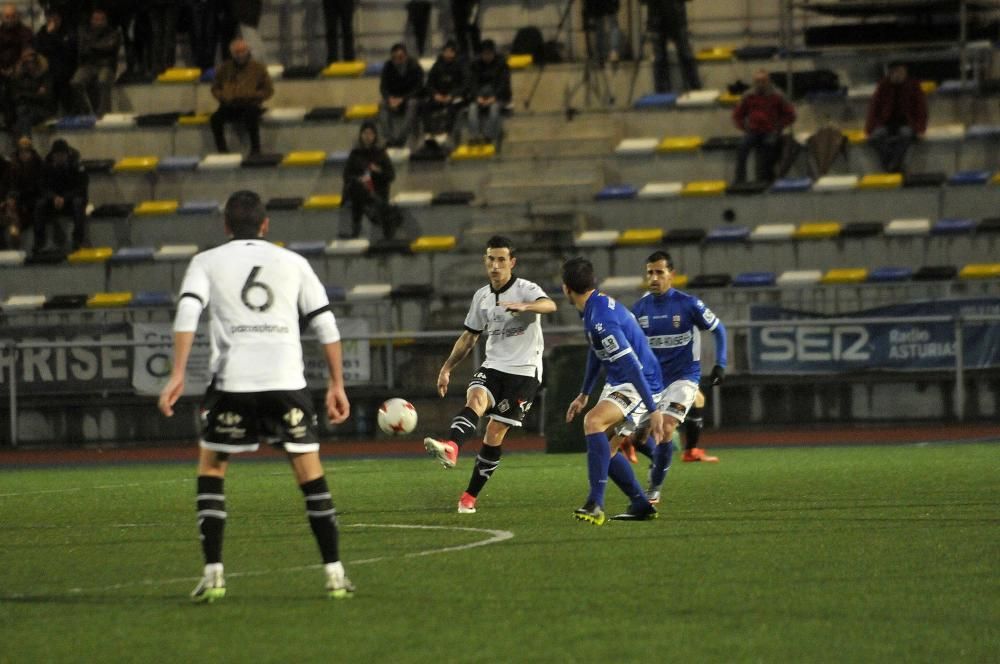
[2,313,998,447]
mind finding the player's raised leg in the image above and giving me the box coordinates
[424,386,489,468]
[191,448,229,603]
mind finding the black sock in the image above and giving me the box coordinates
[301,477,340,564]
[465,444,501,497]
[686,407,703,451]
[448,406,479,448]
[196,476,225,565]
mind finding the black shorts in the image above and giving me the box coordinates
[200,385,320,454]
[468,367,540,427]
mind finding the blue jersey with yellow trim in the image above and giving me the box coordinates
[631,288,725,384]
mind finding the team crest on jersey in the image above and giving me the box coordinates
[496,399,510,413]
[637,315,649,328]
[673,315,681,329]
[284,408,305,427]
[517,399,532,413]
[217,412,242,426]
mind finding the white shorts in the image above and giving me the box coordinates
[659,379,700,423]
[598,382,670,438]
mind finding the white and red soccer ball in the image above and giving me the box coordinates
[377,398,418,435]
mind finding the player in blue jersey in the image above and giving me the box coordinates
[562,257,667,525]
[624,250,728,503]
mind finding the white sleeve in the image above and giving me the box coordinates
[524,279,549,301]
[299,261,341,344]
[174,257,208,332]
[462,290,485,333]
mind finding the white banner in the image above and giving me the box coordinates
[131,319,370,396]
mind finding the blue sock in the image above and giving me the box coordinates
[585,432,611,507]
[636,435,655,460]
[649,440,674,491]
[608,452,646,506]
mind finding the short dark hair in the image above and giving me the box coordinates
[646,250,674,270]
[486,235,515,256]
[391,42,407,55]
[225,190,266,239]
[562,257,596,294]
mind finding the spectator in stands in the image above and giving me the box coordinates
[0,4,33,74]
[322,0,355,64]
[647,0,701,93]
[466,39,511,147]
[422,40,467,148]
[0,151,18,249]
[451,0,481,58]
[732,69,796,184]
[341,120,395,239]
[182,0,222,71]
[378,43,424,148]
[9,48,56,140]
[42,1,87,28]
[71,8,122,116]
[7,136,43,242]
[210,38,273,155]
[103,1,144,82]
[147,1,180,77]
[583,0,622,65]
[34,9,78,114]
[33,138,88,254]
[865,62,927,173]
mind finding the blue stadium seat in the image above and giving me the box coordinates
[131,291,174,307]
[770,177,812,193]
[595,184,638,201]
[868,266,913,282]
[937,79,977,95]
[733,271,777,287]
[932,218,976,235]
[706,225,750,242]
[158,155,201,171]
[55,115,97,130]
[948,170,991,186]
[965,125,1000,139]
[325,150,350,165]
[633,92,677,109]
[110,247,155,263]
[179,200,220,214]
[364,61,385,76]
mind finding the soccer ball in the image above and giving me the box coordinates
[377,398,418,435]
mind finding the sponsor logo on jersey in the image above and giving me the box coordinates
[673,315,681,329]
[637,315,649,328]
[648,332,693,349]
[496,399,510,413]
[284,408,304,427]
[601,335,620,353]
[607,391,632,410]
[217,412,242,426]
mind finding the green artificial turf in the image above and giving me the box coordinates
[1,444,997,663]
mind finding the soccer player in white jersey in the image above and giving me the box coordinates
[423,235,557,513]
[157,191,354,602]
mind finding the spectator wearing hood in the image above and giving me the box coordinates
[33,138,89,254]
[34,9,78,114]
[732,69,796,183]
[865,62,927,173]
[71,8,122,115]
[10,47,56,140]
[341,121,396,239]
[422,40,467,146]
[466,39,511,146]
[210,37,273,155]
[379,43,424,148]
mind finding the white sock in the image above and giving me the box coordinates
[324,561,344,578]
[204,562,223,577]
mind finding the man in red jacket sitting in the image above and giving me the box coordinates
[865,62,927,173]
[732,70,797,184]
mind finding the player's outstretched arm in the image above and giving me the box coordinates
[437,330,480,397]
[565,393,589,422]
[322,341,351,424]
[505,297,557,314]
[158,331,194,417]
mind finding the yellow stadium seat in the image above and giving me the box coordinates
[507,54,533,69]
[134,200,180,216]
[681,180,726,197]
[672,274,688,289]
[410,235,457,253]
[696,47,733,62]
[842,129,867,145]
[822,268,869,284]
[717,92,741,106]
[617,228,664,245]
[991,172,1000,186]
[322,60,366,77]
[303,194,343,210]
[794,221,842,239]
[68,247,113,264]
[959,263,1000,279]
[450,143,496,160]
[87,292,133,308]
[113,156,159,172]
[656,136,703,153]
[156,67,201,83]
[178,113,210,126]
[858,173,903,190]
[344,103,378,120]
[281,151,327,167]
[920,80,937,95]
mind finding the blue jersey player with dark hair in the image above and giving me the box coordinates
[625,250,728,503]
[562,257,667,525]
